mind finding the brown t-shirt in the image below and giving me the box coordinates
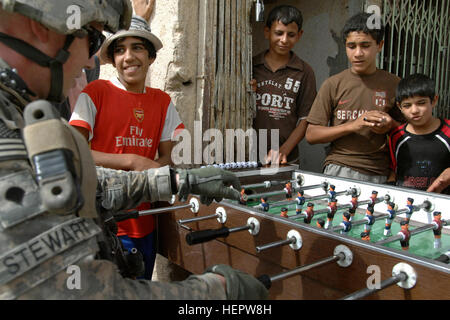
[307,69,401,176]
[253,51,317,162]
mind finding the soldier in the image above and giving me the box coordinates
[0,0,268,300]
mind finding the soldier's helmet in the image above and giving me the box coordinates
[0,0,132,34]
[0,0,132,102]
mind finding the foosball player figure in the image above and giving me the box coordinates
[397,220,411,251]
[348,207,356,222]
[364,205,375,234]
[432,211,443,249]
[405,197,415,224]
[370,190,378,206]
[325,198,338,229]
[284,182,293,200]
[384,201,397,237]
[295,190,306,215]
[435,250,450,264]
[340,211,352,235]
[239,188,247,205]
[303,202,315,224]
[316,218,325,229]
[280,207,289,218]
[360,231,371,242]
[328,184,336,201]
[257,197,270,212]
[349,194,359,212]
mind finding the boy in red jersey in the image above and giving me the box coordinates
[69,16,184,280]
[388,74,450,194]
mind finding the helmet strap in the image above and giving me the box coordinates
[0,32,74,102]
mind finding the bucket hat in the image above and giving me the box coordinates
[99,15,163,64]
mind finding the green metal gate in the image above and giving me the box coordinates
[377,0,450,118]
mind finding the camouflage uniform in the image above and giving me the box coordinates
[0,0,253,300]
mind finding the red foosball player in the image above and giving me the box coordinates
[370,190,378,206]
[384,201,397,237]
[360,231,370,242]
[316,218,325,229]
[364,205,375,234]
[325,198,338,229]
[349,195,359,212]
[340,211,352,234]
[284,182,293,200]
[432,211,443,249]
[397,220,411,251]
[303,202,315,224]
[280,207,289,218]
[405,197,415,224]
[239,188,247,205]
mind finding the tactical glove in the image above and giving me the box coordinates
[177,167,241,205]
[205,264,269,300]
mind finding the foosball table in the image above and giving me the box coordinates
[156,164,450,300]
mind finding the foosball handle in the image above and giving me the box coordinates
[185,227,230,245]
[257,274,272,289]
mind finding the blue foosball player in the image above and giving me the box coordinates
[340,211,352,235]
[364,205,375,234]
[295,190,306,215]
[256,197,270,212]
[384,201,397,236]
[328,184,336,201]
[405,197,415,224]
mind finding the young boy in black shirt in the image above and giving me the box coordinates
[388,73,450,194]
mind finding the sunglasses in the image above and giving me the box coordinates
[82,26,106,58]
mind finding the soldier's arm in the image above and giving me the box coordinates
[96,165,176,211]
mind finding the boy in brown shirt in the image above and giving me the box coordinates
[306,12,403,183]
[252,5,317,164]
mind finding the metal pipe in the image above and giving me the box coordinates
[256,237,295,253]
[375,223,440,246]
[178,213,219,225]
[331,213,389,232]
[269,254,342,283]
[341,272,407,300]
[138,202,194,216]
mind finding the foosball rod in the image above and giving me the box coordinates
[256,230,302,253]
[245,181,333,201]
[331,213,389,232]
[185,217,260,245]
[257,245,353,289]
[341,263,417,300]
[292,195,386,221]
[241,177,308,191]
[334,200,431,231]
[269,187,359,209]
[112,198,199,222]
[178,207,227,226]
[375,219,449,246]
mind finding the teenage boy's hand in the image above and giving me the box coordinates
[363,110,394,134]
